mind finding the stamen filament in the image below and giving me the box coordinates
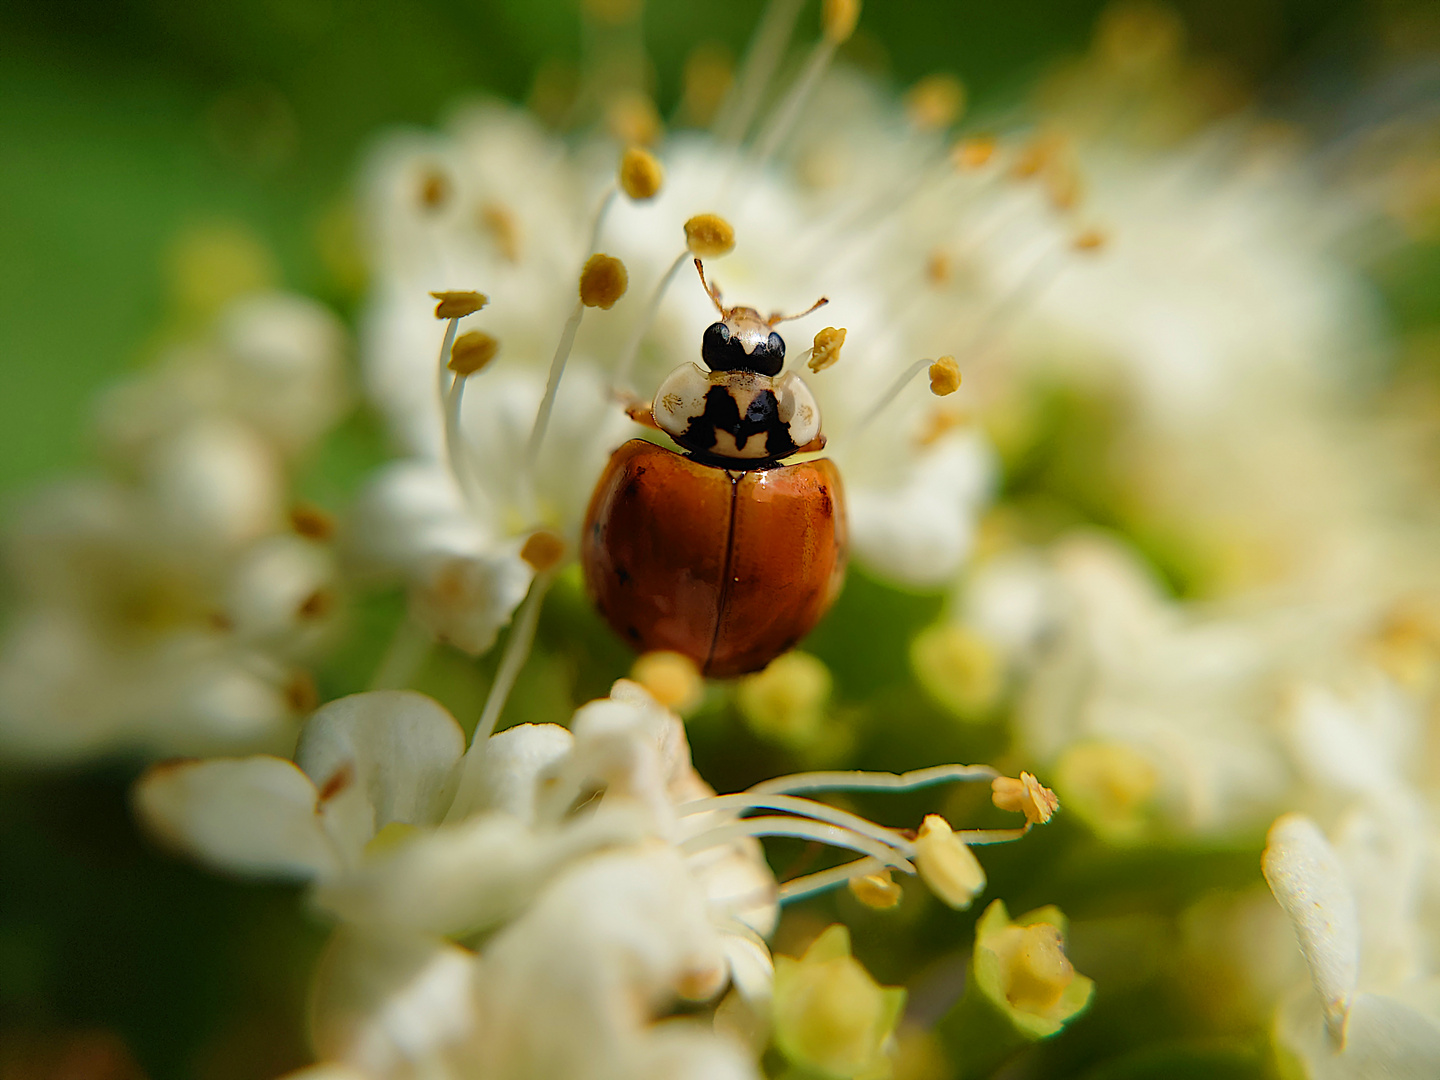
[525,299,585,476]
[747,763,999,797]
[444,570,555,822]
[680,792,916,856]
[436,316,460,401]
[957,825,1032,845]
[612,249,689,392]
[714,0,806,146]
[778,856,886,903]
[680,816,917,875]
[750,36,839,173]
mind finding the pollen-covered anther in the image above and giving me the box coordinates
[926,250,953,285]
[914,814,986,909]
[822,0,861,44]
[520,530,567,573]
[928,356,961,396]
[284,671,319,714]
[630,651,704,713]
[289,503,335,541]
[478,203,522,262]
[579,254,629,309]
[951,136,998,170]
[807,327,846,373]
[448,331,500,375]
[430,290,488,319]
[296,589,334,621]
[605,91,661,147]
[849,869,903,910]
[992,772,1060,825]
[684,213,736,258]
[905,73,966,131]
[418,166,451,210]
[1073,228,1108,252]
[619,146,664,200]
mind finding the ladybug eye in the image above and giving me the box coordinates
[702,321,746,371]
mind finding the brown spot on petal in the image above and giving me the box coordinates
[284,671,319,714]
[317,762,354,803]
[296,589,333,621]
[289,503,334,540]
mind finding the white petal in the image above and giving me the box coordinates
[134,756,338,879]
[461,722,574,824]
[313,804,650,938]
[1277,987,1440,1080]
[311,929,478,1077]
[295,691,466,855]
[1263,813,1359,1044]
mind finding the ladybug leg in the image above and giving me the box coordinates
[617,390,662,430]
[795,432,827,453]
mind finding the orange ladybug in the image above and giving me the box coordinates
[582,262,845,678]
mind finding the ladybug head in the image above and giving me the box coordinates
[702,312,785,377]
[693,259,827,380]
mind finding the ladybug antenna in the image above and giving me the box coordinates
[767,295,829,326]
[694,258,727,316]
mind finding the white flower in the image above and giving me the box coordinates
[136,679,1050,1076]
[0,292,348,761]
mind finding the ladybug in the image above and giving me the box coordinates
[582,261,845,678]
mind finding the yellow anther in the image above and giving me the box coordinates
[905,73,966,131]
[992,772,1059,825]
[993,922,1077,1015]
[736,651,832,748]
[910,622,1001,717]
[822,0,861,44]
[807,327,846,373]
[928,356,961,396]
[1073,228,1107,252]
[478,203,522,262]
[430,290,488,320]
[296,589,334,621]
[288,503,335,541]
[684,213,736,257]
[630,650,704,713]
[448,331,500,375]
[913,814,986,909]
[849,869,903,910]
[916,408,968,448]
[1011,133,1067,182]
[951,135,997,170]
[520,530,567,572]
[619,146,665,200]
[284,671,319,714]
[418,166,451,210]
[682,43,733,127]
[579,253,629,309]
[926,249,952,285]
[605,90,661,147]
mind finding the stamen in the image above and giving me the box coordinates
[928,356,961,396]
[807,327,846,373]
[611,250,689,391]
[687,216,737,259]
[713,0,806,146]
[526,254,629,473]
[779,857,886,903]
[430,290,488,319]
[448,331,499,376]
[444,571,556,822]
[679,816,917,876]
[619,146,665,201]
[904,73,966,132]
[747,763,999,797]
[679,792,917,857]
[849,868,903,909]
[749,0,861,172]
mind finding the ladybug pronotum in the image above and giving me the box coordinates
[582,261,846,678]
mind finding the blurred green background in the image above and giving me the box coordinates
[0,0,1433,1076]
